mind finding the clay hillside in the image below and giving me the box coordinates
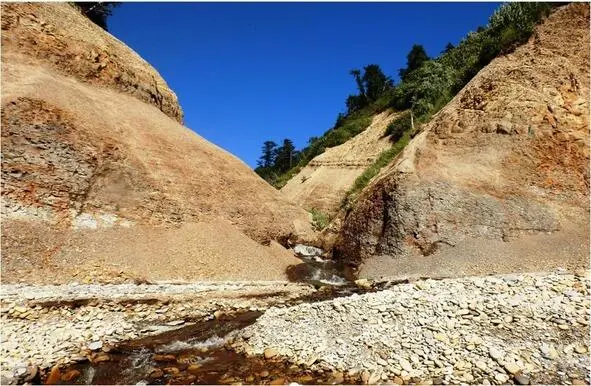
[0,3,315,284]
[281,110,402,216]
[333,3,590,279]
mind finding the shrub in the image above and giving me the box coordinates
[391,61,455,119]
[488,2,553,36]
[385,112,412,142]
[72,2,120,31]
[342,129,412,209]
[310,208,330,231]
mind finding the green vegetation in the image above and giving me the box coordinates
[256,2,559,190]
[399,44,430,81]
[72,2,120,31]
[384,112,413,142]
[342,130,412,210]
[310,208,330,231]
[255,139,299,184]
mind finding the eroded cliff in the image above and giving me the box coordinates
[1,3,314,284]
[334,3,590,278]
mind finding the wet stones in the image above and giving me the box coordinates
[60,369,81,383]
[153,354,176,362]
[148,368,164,379]
[0,280,315,378]
[90,353,110,363]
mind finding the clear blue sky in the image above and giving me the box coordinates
[109,2,499,168]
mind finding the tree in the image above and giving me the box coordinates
[274,139,297,172]
[256,140,277,169]
[399,44,430,81]
[346,94,366,114]
[334,113,346,128]
[350,69,365,97]
[443,42,455,54]
[74,2,121,31]
[362,64,392,102]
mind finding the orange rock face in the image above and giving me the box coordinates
[1,3,314,284]
[334,4,590,277]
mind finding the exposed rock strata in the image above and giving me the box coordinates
[0,3,314,283]
[1,3,183,122]
[334,3,590,273]
[281,110,401,216]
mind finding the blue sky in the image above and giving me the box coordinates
[109,2,499,168]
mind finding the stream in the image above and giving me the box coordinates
[37,247,371,385]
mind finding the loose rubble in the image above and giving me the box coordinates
[2,271,589,385]
[232,271,591,385]
[0,281,315,382]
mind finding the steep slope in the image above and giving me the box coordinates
[1,3,183,123]
[1,3,314,284]
[334,3,590,278]
[281,110,400,216]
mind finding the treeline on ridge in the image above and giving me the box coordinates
[255,2,558,188]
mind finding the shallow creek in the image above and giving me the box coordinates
[38,251,375,385]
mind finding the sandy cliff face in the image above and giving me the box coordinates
[334,3,590,277]
[281,110,401,216]
[1,3,183,123]
[1,3,313,283]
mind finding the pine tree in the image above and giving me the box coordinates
[256,141,278,168]
[274,139,297,172]
[362,64,392,102]
[399,44,430,81]
[74,2,121,31]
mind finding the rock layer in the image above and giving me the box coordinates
[334,3,590,274]
[1,3,314,283]
[281,110,401,216]
[1,3,183,122]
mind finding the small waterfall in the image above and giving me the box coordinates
[290,244,352,286]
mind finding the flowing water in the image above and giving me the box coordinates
[40,250,369,385]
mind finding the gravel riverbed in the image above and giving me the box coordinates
[0,281,315,382]
[231,270,590,385]
[1,271,589,385]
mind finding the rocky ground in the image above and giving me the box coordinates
[231,270,590,385]
[0,281,315,383]
[1,270,589,385]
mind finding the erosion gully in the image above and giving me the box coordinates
[37,252,386,385]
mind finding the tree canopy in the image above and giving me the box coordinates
[73,2,120,30]
[399,44,430,81]
[254,138,300,184]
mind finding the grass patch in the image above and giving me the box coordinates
[310,208,330,231]
[384,111,412,142]
[342,130,412,210]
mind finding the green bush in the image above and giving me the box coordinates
[72,2,120,31]
[264,2,559,191]
[310,208,330,231]
[488,2,553,36]
[385,112,412,142]
[342,129,412,209]
[273,166,301,189]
